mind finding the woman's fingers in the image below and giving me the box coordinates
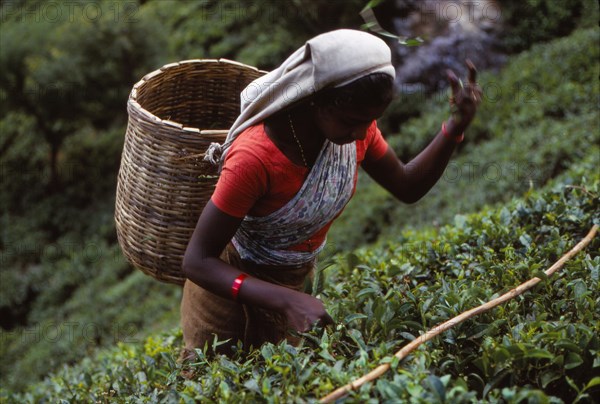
[285,293,335,332]
[448,60,482,107]
[308,312,334,331]
[465,59,482,104]
[466,58,477,85]
[320,312,335,326]
[448,60,478,95]
[445,61,482,126]
[446,69,461,97]
[296,316,333,333]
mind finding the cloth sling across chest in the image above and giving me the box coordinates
[206,29,394,267]
[232,139,356,266]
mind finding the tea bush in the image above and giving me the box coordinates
[328,27,600,252]
[1,5,598,400]
[2,157,597,403]
[0,120,169,390]
[499,0,598,53]
[0,239,182,392]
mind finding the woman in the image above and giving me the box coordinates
[180,29,481,360]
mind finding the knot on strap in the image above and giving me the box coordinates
[204,142,223,166]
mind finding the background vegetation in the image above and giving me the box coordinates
[1,0,598,401]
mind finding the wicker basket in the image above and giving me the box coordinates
[115,59,265,285]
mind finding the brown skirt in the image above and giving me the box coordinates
[179,243,315,359]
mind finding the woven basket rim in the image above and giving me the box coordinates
[129,58,265,132]
[116,58,267,285]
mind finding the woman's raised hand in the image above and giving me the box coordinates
[446,59,483,132]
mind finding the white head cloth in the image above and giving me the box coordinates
[204,29,395,166]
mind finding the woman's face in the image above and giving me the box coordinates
[313,102,390,145]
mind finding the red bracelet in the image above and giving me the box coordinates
[231,273,248,301]
[442,121,465,143]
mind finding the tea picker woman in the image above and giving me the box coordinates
[180,29,481,360]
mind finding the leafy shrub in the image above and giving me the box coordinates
[142,0,367,69]
[3,162,597,402]
[0,240,181,392]
[499,0,598,53]
[2,4,599,401]
[0,113,49,212]
[328,28,599,252]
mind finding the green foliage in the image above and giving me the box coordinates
[499,0,598,53]
[142,0,367,69]
[3,166,597,402]
[1,0,164,125]
[0,238,181,392]
[0,112,48,211]
[0,0,165,186]
[328,28,600,252]
[0,4,166,383]
[1,1,599,400]
[0,0,368,394]
[1,121,133,387]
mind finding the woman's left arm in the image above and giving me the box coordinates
[362,60,482,204]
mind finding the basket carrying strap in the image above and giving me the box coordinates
[232,140,356,266]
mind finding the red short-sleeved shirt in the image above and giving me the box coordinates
[211,121,388,252]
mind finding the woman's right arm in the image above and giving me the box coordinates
[182,200,334,332]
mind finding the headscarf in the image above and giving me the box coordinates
[204,29,395,166]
